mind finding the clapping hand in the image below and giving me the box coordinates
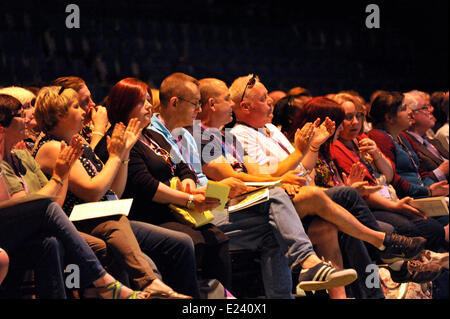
[294,121,316,155]
[310,117,336,148]
[53,135,84,180]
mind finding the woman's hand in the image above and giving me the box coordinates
[123,118,142,152]
[91,105,109,134]
[107,123,127,159]
[342,162,366,186]
[350,181,382,197]
[294,121,316,155]
[310,117,336,148]
[192,194,220,212]
[53,135,84,180]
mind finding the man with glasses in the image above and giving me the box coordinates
[403,90,449,182]
[149,74,360,298]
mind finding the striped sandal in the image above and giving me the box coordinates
[97,280,149,299]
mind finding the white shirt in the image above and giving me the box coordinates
[231,123,306,175]
[435,123,449,152]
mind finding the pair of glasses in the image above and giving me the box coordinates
[413,105,433,114]
[11,108,26,119]
[344,112,364,121]
[177,96,201,109]
[58,86,66,95]
[240,74,257,102]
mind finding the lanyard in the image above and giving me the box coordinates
[139,133,176,175]
[383,130,423,184]
[10,153,29,195]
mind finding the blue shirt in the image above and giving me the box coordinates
[149,114,209,187]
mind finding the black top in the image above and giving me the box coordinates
[95,128,197,224]
[34,134,116,215]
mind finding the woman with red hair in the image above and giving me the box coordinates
[95,78,230,296]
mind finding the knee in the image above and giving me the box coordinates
[0,248,9,267]
[307,218,338,245]
[296,186,328,202]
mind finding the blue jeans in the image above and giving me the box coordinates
[130,221,201,299]
[3,236,67,299]
[216,186,315,299]
[0,199,106,293]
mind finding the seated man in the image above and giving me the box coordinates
[147,72,358,299]
[228,75,439,283]
[402,90,449,183]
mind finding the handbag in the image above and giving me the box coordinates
[168,177,214,228]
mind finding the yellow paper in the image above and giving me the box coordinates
[205,180,230,211]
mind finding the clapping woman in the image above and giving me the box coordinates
[33,86,191,298]
[95,78,231,291]
[0,95,144,298]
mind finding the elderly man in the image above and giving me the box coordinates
[228,74,443,284]
[402,90,449,183]
[149,73,359,299]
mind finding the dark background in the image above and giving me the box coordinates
[0,0,448,102]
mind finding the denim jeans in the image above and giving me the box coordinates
[3,236,67,299]
[215,186,315,299]
[0,199,106,292]
[373,210,447,251]
[130,221,201,299]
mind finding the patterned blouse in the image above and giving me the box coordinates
[33,134,116,215]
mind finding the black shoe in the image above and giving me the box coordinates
[389,260,443,284]
[297,261,357,292]
[380,233,427,263]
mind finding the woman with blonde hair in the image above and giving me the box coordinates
[33,86,192,299]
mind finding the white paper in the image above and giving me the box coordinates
[69,199,133,222]
[244,180,281,187]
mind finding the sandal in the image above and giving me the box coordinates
[97,280,149,299]
[144,287,192,299]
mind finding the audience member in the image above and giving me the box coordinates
[169,77,359,299]
[367,91,449,200]
[402,91,449,183]
[95,76,228,295]
[32,86,191,299]
[431,91,449,151]
[230,75,440,281]
[0,116,146,299]
[52,76,109,149]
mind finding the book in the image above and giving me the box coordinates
[69,198,133,222]
[409,196,449,217]
[227,188,270,213]
[0,193,58,210]
[205,180,230,211]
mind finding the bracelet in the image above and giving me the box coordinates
[121,159,130,165]
[186,194,195,209]
[426,186,432,197]
[309,144,320,153]
[51,176,64,186]
[91,131,105,137]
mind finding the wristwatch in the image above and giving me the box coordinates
[186,194,195,210]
